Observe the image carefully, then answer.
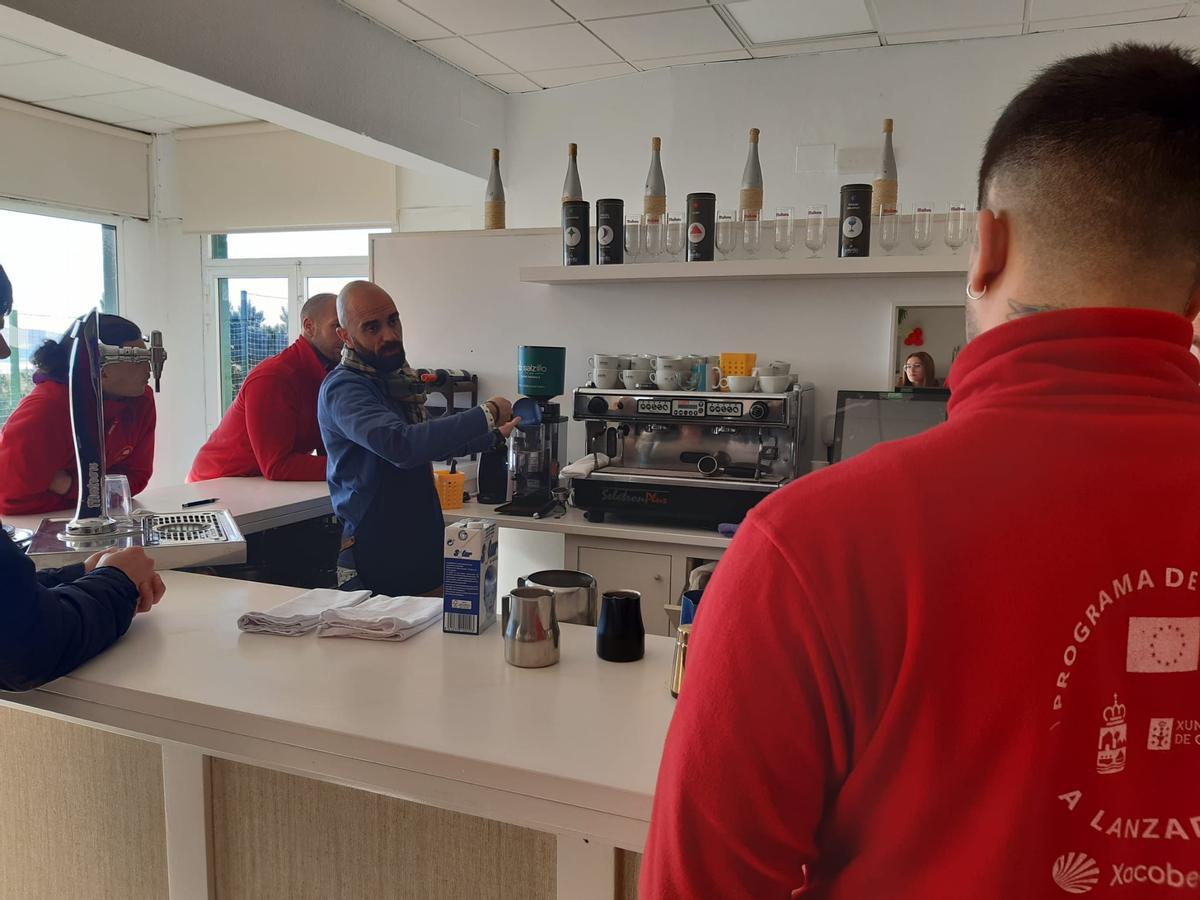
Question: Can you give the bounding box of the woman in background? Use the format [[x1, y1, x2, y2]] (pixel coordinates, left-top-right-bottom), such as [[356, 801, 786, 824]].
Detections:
[[900, 350, 940, 388], [0, 313, 156, 515]]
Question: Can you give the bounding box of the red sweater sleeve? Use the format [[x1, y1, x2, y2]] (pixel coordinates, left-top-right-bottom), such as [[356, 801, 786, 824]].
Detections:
[[0, 387, 73, 515], [110, 390, 156, 496], [639, 519, 849, 898], [243, 375, 327, 481]]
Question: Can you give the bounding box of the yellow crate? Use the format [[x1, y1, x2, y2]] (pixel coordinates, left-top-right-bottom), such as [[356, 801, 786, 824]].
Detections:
[[435, 470, 465, 509], [719, 353, 757, 377]]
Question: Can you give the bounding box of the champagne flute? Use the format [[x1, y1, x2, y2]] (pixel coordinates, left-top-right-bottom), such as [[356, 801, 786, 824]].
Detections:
[[624, 215, 644, 262], [945, 202, 969, 254], [774, 207, 795, 258], [644, 212, 666, 258], [877, 205, 900, 255], [804, 205, 827, 258], [912, 203, 933, 254], [715, 209, 738, 260], [742, 209, 761, 258], [665, 213, 685, 259]]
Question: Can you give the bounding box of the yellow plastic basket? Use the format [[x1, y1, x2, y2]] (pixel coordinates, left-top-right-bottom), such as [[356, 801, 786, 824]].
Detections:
[[435, 470, 465, 509], [719, 352, 757, 377]]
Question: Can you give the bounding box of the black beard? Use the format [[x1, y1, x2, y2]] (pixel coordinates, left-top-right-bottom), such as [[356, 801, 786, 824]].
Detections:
[[353, 342, 406, 373]]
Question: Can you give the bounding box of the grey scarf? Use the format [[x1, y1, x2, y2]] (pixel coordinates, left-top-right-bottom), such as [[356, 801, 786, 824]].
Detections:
[[340, 346, 429, 422]]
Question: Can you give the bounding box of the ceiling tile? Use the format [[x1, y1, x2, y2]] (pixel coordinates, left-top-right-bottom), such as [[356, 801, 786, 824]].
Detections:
[[99, 87, 230, 118], [342, 0, 451, 39], [403, 0, 569, 35], [471, 23, 621, 71], [1028, 4, 1185, 27], [528, 61, 638, 87], [884, 23, 1022, 43], [588, 8, 741, 61], [38, 95, 145, 123], [0, 59, 144, 101], [1029, 0, 1181, 17], [749, 34, 881, 57], [554, 0, 704, 19], [0, 35, 58, 66], [870, 0, 1024, 34], [635, 49, 752, 70], [728, 0, 874, 43], [168, 110, 258, 127], [481, 72, 542, 92], [118, 118, 178, 133], [418, 37, 512, 75]]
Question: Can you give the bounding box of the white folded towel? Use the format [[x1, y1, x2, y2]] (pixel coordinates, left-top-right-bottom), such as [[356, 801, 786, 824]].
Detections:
[[237, 588, 370, 636], [316, 595, 443, 641], [561, 452, 611, 479]]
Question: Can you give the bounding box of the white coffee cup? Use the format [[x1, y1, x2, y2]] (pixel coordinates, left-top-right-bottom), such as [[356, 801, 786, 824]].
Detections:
[[593, 369, 621, 389], [758, 374, 792, 393], [652, 369, 682, 390], [627, 355, 654, 371], [589, 353, 621, 369], [656, 355, 688, 371], [723, 375, 758, 393], [621, 369, 643, 389], [753, 360, 790, 376]]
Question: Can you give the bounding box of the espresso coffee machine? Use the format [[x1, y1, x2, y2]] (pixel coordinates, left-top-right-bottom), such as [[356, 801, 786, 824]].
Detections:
[[27, 309, 245, 568], [570, 383, 816, 526], [496, 346, 567, 518]]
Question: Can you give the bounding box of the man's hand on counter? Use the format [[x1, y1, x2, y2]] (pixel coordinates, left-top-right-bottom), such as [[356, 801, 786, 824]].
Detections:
[[93, 547, 166, 613]]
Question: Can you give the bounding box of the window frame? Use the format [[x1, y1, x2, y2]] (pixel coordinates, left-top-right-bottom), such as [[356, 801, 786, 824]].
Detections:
[[201, 229, 375, 431], [0, 197, 125, 428]]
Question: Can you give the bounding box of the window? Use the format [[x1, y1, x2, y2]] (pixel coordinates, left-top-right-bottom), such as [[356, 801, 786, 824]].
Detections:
[[204, 228, 384, 419], [0, 205, 119, 427]]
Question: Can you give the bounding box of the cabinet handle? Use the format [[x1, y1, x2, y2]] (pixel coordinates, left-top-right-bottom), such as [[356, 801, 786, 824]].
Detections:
[[654, 574, 663, 582]]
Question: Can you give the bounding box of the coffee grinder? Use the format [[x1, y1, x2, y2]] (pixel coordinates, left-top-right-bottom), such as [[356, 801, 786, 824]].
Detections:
[[496, 346, 567, 518]]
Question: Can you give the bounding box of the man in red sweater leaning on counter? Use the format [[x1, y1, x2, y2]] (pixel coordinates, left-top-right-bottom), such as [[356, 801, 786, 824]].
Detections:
[[642, 44, 1200, 899], [189, 292, 341, 482]]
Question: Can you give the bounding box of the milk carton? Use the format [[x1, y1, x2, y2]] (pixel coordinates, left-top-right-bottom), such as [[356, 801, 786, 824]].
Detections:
[[443, 518, 498, 634]]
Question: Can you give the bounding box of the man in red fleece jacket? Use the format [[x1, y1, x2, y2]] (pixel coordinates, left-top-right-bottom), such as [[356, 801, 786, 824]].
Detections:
[[642, 44, 1200, 899], [189, 292, 341, 482]]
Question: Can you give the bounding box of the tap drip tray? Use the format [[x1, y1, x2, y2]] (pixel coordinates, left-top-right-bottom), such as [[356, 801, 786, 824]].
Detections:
[[27, 508, 247, 569]]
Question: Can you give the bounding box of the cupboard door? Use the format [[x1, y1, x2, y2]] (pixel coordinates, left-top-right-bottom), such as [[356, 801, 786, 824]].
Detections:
[[577, 546, 673, 636]]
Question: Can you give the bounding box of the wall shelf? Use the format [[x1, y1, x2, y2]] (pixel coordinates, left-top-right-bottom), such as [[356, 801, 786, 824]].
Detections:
[[519, 255, 968, 285]]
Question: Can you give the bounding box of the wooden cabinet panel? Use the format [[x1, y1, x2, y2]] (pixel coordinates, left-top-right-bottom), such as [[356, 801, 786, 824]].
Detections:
[[209, 759, 555, 900], [577, 546, 673, 637], [0, 705, 168, 900]]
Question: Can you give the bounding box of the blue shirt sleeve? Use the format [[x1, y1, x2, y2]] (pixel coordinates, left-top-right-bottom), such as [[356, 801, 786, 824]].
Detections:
[[322, 374, 492, 468], [0, 534, 139, 692]]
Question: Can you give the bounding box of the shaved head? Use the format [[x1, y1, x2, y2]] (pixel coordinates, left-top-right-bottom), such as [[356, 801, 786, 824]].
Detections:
[[336, 280, 406, 372], [300, 292, 341, 363], [300, 292, 335, 322]]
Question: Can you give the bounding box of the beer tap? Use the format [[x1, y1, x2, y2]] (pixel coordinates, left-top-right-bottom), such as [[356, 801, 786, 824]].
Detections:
[[65, 310, 167, 537]]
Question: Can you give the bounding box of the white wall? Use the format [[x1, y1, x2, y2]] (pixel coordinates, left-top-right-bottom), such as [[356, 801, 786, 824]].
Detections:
[[503, 17, 1200, 229], [371, 229, 966, 465]]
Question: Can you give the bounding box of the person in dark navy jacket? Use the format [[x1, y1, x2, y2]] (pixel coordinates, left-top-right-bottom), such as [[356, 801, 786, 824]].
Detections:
[[0, 264, 165, 692]]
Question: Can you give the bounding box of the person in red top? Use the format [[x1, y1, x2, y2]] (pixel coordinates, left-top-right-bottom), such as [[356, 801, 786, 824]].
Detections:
[[189, 292, 341, 482], [642, 44, 1200, 899], [0, 313, 156, 516]]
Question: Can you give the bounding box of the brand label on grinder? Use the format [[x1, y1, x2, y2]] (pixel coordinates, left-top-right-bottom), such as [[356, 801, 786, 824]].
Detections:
[[597, 224, 614, 246], [688, 223, 706, 243]]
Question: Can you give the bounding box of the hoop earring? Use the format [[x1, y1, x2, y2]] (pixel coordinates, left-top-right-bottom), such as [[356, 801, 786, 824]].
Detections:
[[965, 282, 988, 302]]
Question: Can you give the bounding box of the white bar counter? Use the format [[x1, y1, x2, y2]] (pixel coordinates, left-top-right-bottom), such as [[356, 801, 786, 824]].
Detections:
[[1, 571, 675, 898], [3, 477, 333, 536]]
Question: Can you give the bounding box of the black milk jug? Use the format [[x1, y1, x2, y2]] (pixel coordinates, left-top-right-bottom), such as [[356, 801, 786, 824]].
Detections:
[[597, 590, 645, 662]]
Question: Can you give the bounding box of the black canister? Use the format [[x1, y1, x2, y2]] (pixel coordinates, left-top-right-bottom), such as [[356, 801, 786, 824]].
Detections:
[[563, 200, 590, 266], [838, 184, 873, 257], [685, 192, 716, 262], [597, 590, 646, 662], [596, 198, 624, 265]]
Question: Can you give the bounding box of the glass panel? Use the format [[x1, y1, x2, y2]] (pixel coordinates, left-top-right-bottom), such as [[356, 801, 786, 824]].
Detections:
[[213, 229, 387, 259], [217, 277, 290, 412], [0, 209, 118, 427], [304, 275, 365, 301]]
